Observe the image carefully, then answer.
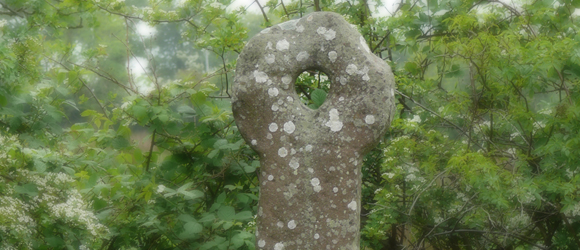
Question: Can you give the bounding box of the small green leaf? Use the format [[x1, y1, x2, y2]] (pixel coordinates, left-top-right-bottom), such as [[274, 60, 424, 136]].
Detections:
[[222, 221, 233, 230], [178, 214, 197, 223], [217, 206, 235, 221], [132, 104, 148, 122], [216, 192, 226, 204], [14, 183, 38, 196], [180, 190, 204, 200], [234, 211, 253, 221], [199, 214, 216, 223], [311, 89, 327, 107], [177, 105, 196, 114], [34, 159, 46, 173], [183, 221, 203, 234]]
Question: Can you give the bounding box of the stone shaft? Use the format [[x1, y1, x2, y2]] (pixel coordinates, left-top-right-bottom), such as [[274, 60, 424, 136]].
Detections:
[[232, 12, 395, 250]]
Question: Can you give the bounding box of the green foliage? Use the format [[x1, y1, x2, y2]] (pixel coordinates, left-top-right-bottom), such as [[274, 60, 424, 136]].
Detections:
[[1, 0, 580, 249]]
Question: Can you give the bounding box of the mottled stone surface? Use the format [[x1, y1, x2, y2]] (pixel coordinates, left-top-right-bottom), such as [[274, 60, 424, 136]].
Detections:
[[232, 12, 395, 250]]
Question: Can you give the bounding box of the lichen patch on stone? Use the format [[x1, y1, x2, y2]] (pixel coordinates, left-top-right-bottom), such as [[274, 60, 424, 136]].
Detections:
[[265, 54, 275, 64], [296, 51, 309, 61], [269, 123, 278, 132], [274, 242, 285, 250], [279, 19, 299, 30], [278, 147, 288, 157], [254, 70, 269, 83], [345, 64, 358, 75], [289, 157, 299, 169], [316, 27, 336, 40], [276, 39, 290, 51], [311, 178, 320, 186], [328, 51, 337, 62], [365, 115, 375, 125], [347, 200, 357, 211], [268, 87, 279, 97], [339, 76, 348, 85], [325, 108, 343, 132], [283, 121, 296, 134]]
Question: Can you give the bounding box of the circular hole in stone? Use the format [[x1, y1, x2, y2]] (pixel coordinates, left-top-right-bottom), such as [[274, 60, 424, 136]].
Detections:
[[295, 70, 331, 109]]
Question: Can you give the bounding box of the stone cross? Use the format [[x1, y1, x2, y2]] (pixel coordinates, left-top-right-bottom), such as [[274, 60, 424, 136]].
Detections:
[[232, 12, 395, 250]]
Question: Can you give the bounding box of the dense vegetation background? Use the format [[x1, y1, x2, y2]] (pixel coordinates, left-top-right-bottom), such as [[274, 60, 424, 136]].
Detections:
[[1, 0, 580, 249]]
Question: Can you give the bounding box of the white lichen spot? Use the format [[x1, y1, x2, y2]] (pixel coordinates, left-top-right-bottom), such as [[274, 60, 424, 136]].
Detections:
[[296, 51, 309, 62], [274, 243, 285, 250], [278, 147, 288, 157], [391, 88, 395, 96], [333, 187, 339, 193], [296, 25, 304, 32], [269, 123, 278, 132], [268, 87, 279, 97], [314, 233, 320, 239], [265, 54, 275, 64], [281, 75, 292, 89], [251, 139, 257, 146], [268, 175, 274, 181], [267, 133, 273, 140], [277, 221, 284, 227], [290, 148, 296, 155], [365, 115, 375, 125], [339, 97, 345, 102], [254, 70, 269, 83], [289, 158, 300, 169], [340, 76, 347, 85], [348, 200, 357, 211], [287, 96, 294, 102], [328, 51, 337, 63], [271, 104, 279, 111], [288, 220, 296, 229], [362, 74, 370, 81], [346, 64, 358, 75], [305, 144, 313, 152], [359, 66, 369, 75], [311, 178, 320, 186], [316, 27, 336, 40], [258, 239, 266, 247], [276, 39, 290, 51], [266, 41, 273, 50], [279, 19, 299, 30], [313, 185, 322, 192], [325, 108, 343, 132], [283, 121, 295, 134], [360, 36, 371, 53], [308, 167, 314, 173]]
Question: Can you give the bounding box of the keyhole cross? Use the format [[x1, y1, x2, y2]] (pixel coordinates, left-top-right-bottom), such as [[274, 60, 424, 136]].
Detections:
[[232, 12, 396, 250]]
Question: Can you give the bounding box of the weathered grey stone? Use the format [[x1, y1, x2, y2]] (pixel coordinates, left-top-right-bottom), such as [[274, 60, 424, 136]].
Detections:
[[232, 12, 395, 250]]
